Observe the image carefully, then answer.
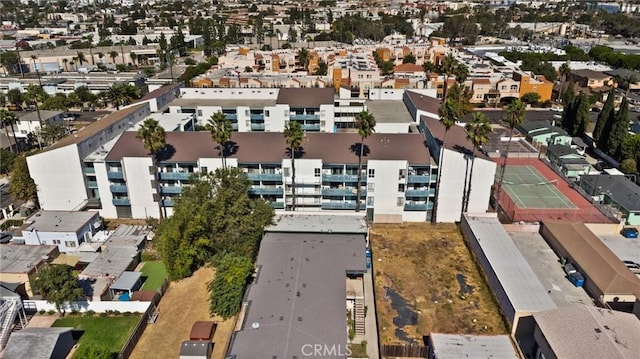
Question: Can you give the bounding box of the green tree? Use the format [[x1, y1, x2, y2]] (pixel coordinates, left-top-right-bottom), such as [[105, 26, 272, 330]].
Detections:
[[432, 98, 459, 223], [594, 88, 615, 144], [0, 149, 16, 174], [313, 59, 328, 76], [621, 134, 640, 172], [76, 51, 86, 66], [0, 109, 19, 152], [453, 63, 469, 84], [495, 99, 525, 204], [559, 62, 571, 82], [7, 89, 23, 106], [9, 155, 37, 203], [605, 97, 630, 158], [205, 112, 233, 169], [571, 92, 590, 137], [297, 48, 309, 72], [464, 112, 492, 213], [33, 265, 84, 313], [620, 158, 637, 174], [109, 50, 119, 64], [440, 53, 458, 101], [402, 53, 416, 64], [136, 118, 167, 219], [208, 253, 253, 319], [380, 61, 394, 75], [284, 121, 304, 211], [521, 92, 541, 105], [354, 111, 376, 212]]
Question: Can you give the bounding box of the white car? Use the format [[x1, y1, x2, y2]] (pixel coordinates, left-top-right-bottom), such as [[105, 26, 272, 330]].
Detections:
[[551, 106, 563, 112]]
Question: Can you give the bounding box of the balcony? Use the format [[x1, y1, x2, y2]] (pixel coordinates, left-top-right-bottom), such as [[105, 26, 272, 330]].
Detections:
[[112, 198, 130, 206], [160, 186, 182, 194], [159, 172, 191, 180], [246, 173, 282, 181], [231, 123, 238, 131], [84, 167, 95, 174], [224, 113, 237, 120], [251, 187, 284, 195], [107, 171, 124, 180], [161, 199, 174, 207], [431, 175, 438, 182], [321, 188, 366, 197], [321, 202, 358, 210], [250, 123, 265, 131], [271, 202, 285, 209], [291, 114, 319, 120], [407, 175, 430, 184], [86, 181, 98, 188], [405, 189, 430, 197], [301, 124, 321, 131], [404, 202, 431, 211], [110, 184, 128, 193], [250, 114, 264, 120], [322, 174, 359, 182]]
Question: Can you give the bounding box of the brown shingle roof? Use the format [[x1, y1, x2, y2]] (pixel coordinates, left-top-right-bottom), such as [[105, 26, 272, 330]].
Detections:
[[405, 90, 441, 114], [540, 221, 640, 299], [138, 83, 181, 102], [473, 78, 491, 84], [276, 88, 335, 107], [393, 63, 424, 73], [420, 115, 490, 160], [105, 131, 430, 165]]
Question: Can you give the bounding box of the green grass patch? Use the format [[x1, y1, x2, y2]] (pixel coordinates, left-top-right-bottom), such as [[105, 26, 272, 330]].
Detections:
[[52, 315, 140, 357], [140, 261, 167, 291]]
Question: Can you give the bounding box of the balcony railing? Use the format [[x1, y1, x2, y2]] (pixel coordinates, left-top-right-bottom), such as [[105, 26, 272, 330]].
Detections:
[[322, 174, 359, 182], [291, 114, 319, 120], [405, 189, 430, 197], [321, 201, 358, 210], [159, 172, 191, 180], [161, 199, 174, 207], [250, 114, 264, 120], [250, 123, 265, 131], [321, 188, 366, 197], [84, 167, 95, 174], [224, 113, 237, 120], [271, 202, 285, 209], [404, 202, 431, 211], [407, 175, 430, 183], [107, 171, 124, 180], [246, 173, 282, 181], [251, 187, 284, 195], [160, 186, 182, 194], [112, 198, 130, 206], [301, 124, 321, 131], [86, 181, 98, 188], [110, 184, 128, 193]]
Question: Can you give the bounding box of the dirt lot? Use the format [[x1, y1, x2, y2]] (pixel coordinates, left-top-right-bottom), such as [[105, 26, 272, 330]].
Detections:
[[129, 267, 237, 359], [371, 223, 507, 345]]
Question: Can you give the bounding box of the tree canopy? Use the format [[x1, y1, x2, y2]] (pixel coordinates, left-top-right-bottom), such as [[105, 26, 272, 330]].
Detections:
[[8, 155, 37, 204], [33, 265, 84, 312], [208, 253, 253, 319]]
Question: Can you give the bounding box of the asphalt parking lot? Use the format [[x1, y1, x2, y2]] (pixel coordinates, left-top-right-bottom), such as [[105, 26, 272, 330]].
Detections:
[[508, 231, 595, 308]]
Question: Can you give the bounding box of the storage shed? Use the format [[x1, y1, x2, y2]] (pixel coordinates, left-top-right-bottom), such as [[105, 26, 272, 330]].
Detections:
[[190, 321, 217, 341], [179, 341, 213, 359]]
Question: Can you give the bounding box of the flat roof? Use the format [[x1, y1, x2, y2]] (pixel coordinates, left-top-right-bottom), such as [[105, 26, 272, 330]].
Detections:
[[169, 98, 277, 108], [105, 131, 431, 165], [110, 271, 141, 291], [365, 100, 414, 123], [534, 305, 640, 359], [429, 333, 517, 359], [267, 214, 368, 234], [23, 210, 98, 233], [80, 247, 137, 278], [0, 244, 58, 273], [180, 341, 211, 356], [3, 327, 74, 359], [580, 175, 640, 211], [18, 110, 62, 122], [463, 214, 557, 313], [229, 232, 367, 359], [276, 88, 335, 107]]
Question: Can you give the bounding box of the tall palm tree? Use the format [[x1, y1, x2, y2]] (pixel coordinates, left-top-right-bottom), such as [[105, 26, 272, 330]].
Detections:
[[109, 51, 119, 64], [136, 118, 167, 219], [30, 55, 41, 87], [130, 51, 137, 66], [494, 99, 525, 206], [463, 112, 492, 213], [97, 52, 105, 64], [76, 51, 86, 66], [25, 84, 47, 150], [559, 62, 571, 82], [0, 109, 19, 152], [205, 112, 233, 169], [297, 48, 309, 73], [454, 63, 469, 84], [354, 111, 376, 212], [284, 121, 304, 211], [432, 98, 459, 223], [62, 58, 69, 72], [439, 53, 457, 101]]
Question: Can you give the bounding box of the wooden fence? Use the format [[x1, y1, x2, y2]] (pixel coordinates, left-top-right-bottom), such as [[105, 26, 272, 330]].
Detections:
[[381, 344, 428, 358]]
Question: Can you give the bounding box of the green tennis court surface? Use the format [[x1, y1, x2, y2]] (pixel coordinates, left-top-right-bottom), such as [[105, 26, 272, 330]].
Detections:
[[500, 166, 576, 209]]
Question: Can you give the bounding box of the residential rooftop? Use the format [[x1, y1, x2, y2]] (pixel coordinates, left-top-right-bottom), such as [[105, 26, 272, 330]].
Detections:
[[2, 327, 74, 359], [0, 244, 58, 273], [276, 87, 335, 107], [80, 246, 138, 278], [365, 100, 414, 124], [429, 333, 518, 359], [168, 98, 277, 108], [23, 210, 98, 233], [580, 175, 640, 211], [18, 110, 62, 122], [268, 214, 368, 234]]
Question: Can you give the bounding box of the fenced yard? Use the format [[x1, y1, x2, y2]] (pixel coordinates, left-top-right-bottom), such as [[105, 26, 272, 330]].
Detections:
[[140, 261, 168, 291], [52, 314, 141, 358]]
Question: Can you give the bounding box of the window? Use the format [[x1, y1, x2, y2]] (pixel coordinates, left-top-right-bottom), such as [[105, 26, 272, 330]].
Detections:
[[368, 169, 375, 178], [476, 94, 483, 99], [245, 110, 249, 116], [314, 168, 320, 177], [367, 183, 375, 192], [197, 110, 203, 117], [397, 197, 404, 206], [265, 110, 270, 116], [201, 166, 208, 173], [510, 85, 518, 91], [398, 184, 405, 192], [65, 241, 76, 247], [399, 169, 406, 179], [52, 240, 60, 245], [501, 85, 507, 90], [367, 197, 374, 206]]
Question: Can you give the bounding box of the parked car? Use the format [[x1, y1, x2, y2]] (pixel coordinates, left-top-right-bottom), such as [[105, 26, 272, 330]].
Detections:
[[0, 232, 12, 244], [6, 104, 22, 111], [81, 107, 95, 112], [621, 227, 639, 239]]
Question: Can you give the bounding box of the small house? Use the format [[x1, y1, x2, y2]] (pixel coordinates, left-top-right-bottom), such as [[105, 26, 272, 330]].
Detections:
[[545, 144, 590, 179], [179, 341, 213, 359]]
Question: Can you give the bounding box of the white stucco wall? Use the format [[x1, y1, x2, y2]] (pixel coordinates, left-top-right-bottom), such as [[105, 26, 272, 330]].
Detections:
[[27, 145, 87, 210], [95, 161, 117, 218], [368, 160, 407, 216], [122, 157, 159, 218]]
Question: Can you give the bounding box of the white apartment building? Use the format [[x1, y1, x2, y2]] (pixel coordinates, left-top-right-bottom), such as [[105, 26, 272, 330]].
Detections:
[[20, 211, 101, 253], [15, 110, 63, 138]]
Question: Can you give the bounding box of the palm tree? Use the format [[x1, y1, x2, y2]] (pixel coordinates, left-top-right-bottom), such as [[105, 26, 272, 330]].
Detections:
[[25, 84, 47, 150], [97, 52, 105, 64], [109, 51, 119, 64], [205, 112, 233, 169], [439, 53, 458, 101], [130, 51, 137, 66], [76, 51, 86, 66], [463, 112, 492, 213], [0, 109, 19, 152], [559, 62, 571, 82], [284, 121, 304, 211], [354, 111, 376, 212], [494, 99, 525, 207], [454, 63, 469, 84], [62, 58, 69, 72], [30, 55, 41, 87], [136, 118, 167, 219], [297, 48, 309, 73], [432, 98, 459, 223]]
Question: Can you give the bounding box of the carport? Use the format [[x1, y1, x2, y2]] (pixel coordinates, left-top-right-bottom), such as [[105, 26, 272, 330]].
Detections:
[[109, 271, 142, 300]]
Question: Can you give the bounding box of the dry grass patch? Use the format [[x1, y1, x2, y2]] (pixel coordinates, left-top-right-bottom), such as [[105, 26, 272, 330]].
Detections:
[[129, 267, 236, 359], [372, 223, 507, 345]]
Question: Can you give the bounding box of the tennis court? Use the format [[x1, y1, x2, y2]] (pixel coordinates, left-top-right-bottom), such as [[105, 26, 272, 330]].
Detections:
[[501, 166, 576, 209]]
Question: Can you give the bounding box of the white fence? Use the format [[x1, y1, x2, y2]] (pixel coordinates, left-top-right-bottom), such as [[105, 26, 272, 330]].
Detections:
[[26, 300, 151, 313]]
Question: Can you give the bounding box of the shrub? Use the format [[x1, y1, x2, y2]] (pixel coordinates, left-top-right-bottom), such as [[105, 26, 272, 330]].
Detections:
[[123, 311, 132, 317], [84, 310, 96, 317], [141, 251, 158, 262], [70, 309, 79, 316], [99, 312, 108, 317], [0, 219, 24, 230], [39, 309, 46, 315], [47, 310, 56, 315]]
